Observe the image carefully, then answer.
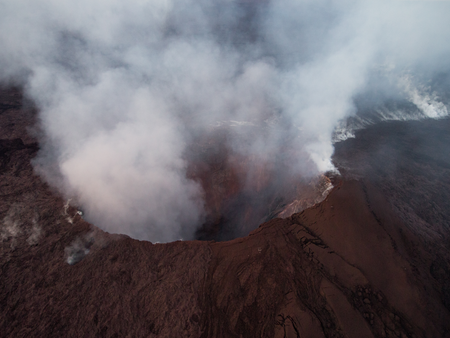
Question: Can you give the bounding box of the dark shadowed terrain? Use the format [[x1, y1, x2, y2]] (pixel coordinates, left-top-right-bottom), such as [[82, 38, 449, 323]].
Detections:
[[1, 86, 450, 337]]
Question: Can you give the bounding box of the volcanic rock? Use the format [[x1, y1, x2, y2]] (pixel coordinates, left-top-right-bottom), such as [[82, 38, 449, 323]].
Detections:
[[1, 87, 450, 337]]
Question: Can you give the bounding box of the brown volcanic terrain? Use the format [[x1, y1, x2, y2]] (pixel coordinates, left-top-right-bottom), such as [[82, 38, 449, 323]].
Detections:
[[1, 86, 450, 337]]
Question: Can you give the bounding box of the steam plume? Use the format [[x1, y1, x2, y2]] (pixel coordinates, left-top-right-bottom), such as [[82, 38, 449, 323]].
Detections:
[[1, 0, 449, 241]]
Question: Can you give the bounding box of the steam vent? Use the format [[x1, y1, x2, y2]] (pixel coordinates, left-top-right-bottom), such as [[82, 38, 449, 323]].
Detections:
[[2, 0, 450, 337]]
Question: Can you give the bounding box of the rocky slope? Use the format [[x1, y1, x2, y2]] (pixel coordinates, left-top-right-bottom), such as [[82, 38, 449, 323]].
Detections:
[[1, 87, 450, 337]]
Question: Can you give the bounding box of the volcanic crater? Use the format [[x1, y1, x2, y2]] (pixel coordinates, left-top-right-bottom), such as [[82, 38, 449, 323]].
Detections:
[[1, 86, 450, 337]]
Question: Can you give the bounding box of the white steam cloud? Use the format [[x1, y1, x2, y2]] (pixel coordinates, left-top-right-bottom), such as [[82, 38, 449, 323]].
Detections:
[[0, 0, 449, 241]]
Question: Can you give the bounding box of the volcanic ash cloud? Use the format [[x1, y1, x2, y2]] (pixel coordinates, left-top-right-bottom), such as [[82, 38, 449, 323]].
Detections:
[[0, 0, 449, 241]]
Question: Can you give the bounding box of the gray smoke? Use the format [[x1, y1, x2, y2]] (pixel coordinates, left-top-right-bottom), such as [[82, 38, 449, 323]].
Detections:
[[1, 0, 449, 241]]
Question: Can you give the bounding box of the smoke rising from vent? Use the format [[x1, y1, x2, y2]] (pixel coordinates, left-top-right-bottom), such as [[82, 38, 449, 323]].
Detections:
[[0, 0, 449, 241]]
